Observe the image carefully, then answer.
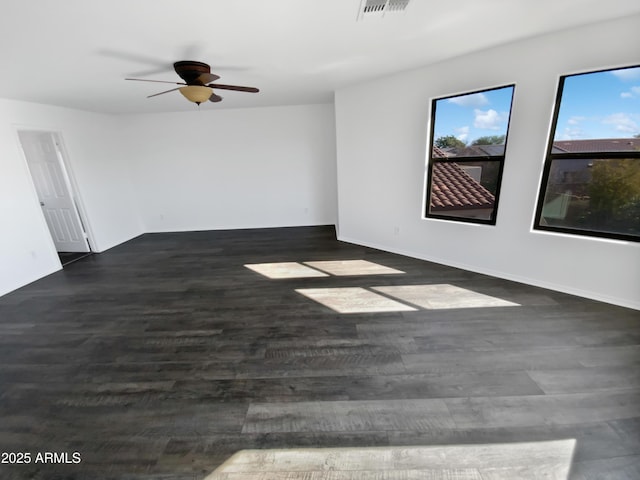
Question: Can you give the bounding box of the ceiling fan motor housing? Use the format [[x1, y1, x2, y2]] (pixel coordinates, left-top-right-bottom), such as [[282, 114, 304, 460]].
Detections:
[[173, 61, 211, 84]]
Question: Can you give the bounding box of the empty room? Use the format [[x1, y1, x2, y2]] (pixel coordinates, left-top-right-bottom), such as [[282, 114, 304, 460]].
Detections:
[[1, 1, 639, 479]]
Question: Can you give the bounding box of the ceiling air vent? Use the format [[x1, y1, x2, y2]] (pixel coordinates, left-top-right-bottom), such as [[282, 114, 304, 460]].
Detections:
[[359, 0, 410, 19]]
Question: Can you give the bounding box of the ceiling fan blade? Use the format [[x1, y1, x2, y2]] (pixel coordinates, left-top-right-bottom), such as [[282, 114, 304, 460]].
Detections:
[[209, 93, 223, 103], [98, 49, 169, 67], [126, 78, 186, 85], [147, 87, 181, 98], [128, 66, 175, 77], [198, 73, 220, 84], [206, 83, 259, 93]]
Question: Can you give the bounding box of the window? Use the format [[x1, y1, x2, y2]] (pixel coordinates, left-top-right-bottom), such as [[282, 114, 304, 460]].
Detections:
[[535, 66, 640, 242], [424, 85, 515, 224]]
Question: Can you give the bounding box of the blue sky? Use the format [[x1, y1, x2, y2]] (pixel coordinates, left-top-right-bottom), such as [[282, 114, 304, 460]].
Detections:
[[555, 66, 640, 140], [432, 66, 640, 145], [432, 85, 514, 145]]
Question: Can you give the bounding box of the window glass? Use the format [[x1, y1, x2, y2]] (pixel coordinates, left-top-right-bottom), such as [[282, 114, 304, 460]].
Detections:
[[425, 85, 515, 224], [554, 66, 640, 145], [535, 66, 640, 241]]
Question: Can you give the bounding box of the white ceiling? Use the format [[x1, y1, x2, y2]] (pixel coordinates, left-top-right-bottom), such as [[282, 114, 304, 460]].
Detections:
[[1, 0, 639, 114]]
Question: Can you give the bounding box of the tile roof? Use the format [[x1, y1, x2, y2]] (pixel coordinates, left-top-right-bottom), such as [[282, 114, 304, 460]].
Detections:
[[430, 162, 495, 211], [428, 137, 639, 214], [432, 146, 449, 158], [440, 144, 505, 157], [552, 138, 640, 153]]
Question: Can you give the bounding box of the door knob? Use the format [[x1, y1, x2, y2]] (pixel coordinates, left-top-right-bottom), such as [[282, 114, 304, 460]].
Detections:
[[40, 201, 45, 206]]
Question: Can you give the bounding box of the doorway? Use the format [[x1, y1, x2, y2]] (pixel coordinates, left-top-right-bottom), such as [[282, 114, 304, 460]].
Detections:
[[18, 130, 92, 266]]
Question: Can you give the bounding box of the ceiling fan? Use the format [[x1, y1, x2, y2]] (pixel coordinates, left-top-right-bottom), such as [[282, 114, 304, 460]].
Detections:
[[126, 60, 259, 105]]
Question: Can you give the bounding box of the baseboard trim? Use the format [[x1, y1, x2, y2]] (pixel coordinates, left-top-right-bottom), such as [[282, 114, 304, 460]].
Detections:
[[337, 234, 640, 311]]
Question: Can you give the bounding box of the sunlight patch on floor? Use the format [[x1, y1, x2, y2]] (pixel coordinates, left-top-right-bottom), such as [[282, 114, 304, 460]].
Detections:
[[296, 287, 417, 314], [245, 262, 329, 279], [304, 260, 405, 276], [373, 284, 521, 309], [246, 260, 405, 279], [204, 439, 576, 479]]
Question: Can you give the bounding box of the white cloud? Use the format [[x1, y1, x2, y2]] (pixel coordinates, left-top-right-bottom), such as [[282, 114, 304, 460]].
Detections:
[[567, 116, 586, 125], [557, 127, 585, 140], [620, 85, 640, 99], [473, 109, 506, 130], [611, 67, 640, 82], [559, 114, 588, 139], [602, 112, 639, 134], [448, 92, 489, 107], [455, 126, 469, 141]]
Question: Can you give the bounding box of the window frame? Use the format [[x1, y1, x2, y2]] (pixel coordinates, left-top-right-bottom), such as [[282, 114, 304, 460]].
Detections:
[[533, 66, 640, 243], [424, 84, 516, 226]]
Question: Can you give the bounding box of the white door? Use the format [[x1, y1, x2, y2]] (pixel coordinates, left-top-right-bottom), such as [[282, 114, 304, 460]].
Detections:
[[18, 131, 90, 253]]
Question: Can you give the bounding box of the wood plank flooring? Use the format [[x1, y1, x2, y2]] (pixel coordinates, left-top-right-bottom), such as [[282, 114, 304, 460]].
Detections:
[[203, 442, 578, 479], [0, 225, 639, 479]]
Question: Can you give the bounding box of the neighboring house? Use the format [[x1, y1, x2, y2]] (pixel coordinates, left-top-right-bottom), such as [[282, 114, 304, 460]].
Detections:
[[539, 137, 640, 221], [552, 138, 640, 153], [439, 144, 505, 157], [546, 138, 640, 196], [431, 138, 639, 220], [429, 147, 496, 219]]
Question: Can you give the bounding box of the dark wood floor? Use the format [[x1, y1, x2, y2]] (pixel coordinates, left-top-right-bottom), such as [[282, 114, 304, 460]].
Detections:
[[1, 225, 639, 479]]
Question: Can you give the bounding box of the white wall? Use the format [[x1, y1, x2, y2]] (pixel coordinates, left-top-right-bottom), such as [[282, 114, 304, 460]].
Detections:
[[335, 15, 640, 309], [1, 101, 336, 298], [121, 103, 337, 232], [0, 99, 143, 297]]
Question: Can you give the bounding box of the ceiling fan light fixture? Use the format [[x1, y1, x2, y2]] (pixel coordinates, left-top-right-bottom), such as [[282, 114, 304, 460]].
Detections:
[[179, 85, 212, 104], [126, 60, 259, 105]]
